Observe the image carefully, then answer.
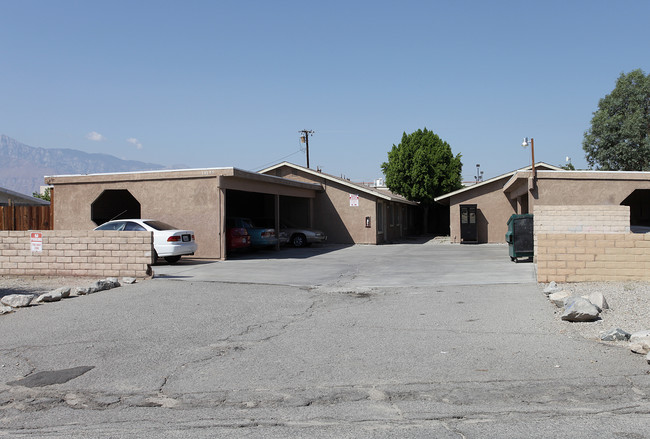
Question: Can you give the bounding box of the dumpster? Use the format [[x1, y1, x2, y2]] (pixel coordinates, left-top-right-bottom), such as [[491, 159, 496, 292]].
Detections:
[[506, 214, 533, 261]]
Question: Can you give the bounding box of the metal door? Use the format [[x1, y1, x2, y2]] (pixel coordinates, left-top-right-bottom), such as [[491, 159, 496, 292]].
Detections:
[[460, 204, 478, 243]]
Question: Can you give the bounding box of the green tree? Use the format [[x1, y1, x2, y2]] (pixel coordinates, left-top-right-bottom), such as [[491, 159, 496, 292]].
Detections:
[[583, 69, 650, 170], [32, 187, 51, 202], [381, 128, 462, 205]]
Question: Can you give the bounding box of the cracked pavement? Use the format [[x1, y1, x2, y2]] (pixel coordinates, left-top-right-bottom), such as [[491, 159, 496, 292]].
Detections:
[[1, 243, 650, 438]]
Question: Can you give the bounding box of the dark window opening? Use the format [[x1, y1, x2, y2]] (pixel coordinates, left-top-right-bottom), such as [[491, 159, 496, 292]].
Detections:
[[621, 189, 650, 229], [91, 190, 141, 226]]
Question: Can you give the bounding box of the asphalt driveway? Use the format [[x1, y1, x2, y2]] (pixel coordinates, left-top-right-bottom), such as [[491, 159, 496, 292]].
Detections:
[[4, 239, 649, 438], [153, 240, 536, 287]]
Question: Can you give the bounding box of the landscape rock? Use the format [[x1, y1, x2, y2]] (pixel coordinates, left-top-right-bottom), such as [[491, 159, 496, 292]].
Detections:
[[74, 286, 92, 296], [600, 328, 631, 341], [34, 286, 72, 303], [34, 291, 63, 303], [647, 352, 650, 365], [548, 291, 571, 307], [88, 279, 119, 294], [585, 291, 609, 312], [561, 297, 600, 322], [629, 330, 650, 354], [563, 296, 581, 308], [52, 287, 71, 299], [543, 281, 561, 295], [122, 277, 137, 285], [630, 341, 650, 355], [0, 305, 14, 315], [0, 294, 34, 308]]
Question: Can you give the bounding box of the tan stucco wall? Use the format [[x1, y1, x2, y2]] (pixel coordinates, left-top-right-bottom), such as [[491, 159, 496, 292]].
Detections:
[[269, 168, 379, 244], [50, 176, 221, 259], [448, 178, 516, 243], [447, 170, 650, 244], [47, 168, 321, 259], [534, 171, 650, 206]]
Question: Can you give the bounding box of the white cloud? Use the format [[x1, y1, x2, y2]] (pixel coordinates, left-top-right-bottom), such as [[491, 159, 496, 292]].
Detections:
[[86, 131, 106, 141], [126, 137, 143, 150]]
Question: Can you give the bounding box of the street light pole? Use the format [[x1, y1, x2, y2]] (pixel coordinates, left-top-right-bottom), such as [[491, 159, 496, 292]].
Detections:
[[522, 137, 536, 179]]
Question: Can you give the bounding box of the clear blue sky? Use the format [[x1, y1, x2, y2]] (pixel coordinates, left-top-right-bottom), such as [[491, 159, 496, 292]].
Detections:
[[1, 1, 648, 183]]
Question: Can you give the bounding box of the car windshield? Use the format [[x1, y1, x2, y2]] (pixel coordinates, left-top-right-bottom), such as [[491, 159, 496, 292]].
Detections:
[[95, 221, 125, 231], [143, 221, 177, 231]]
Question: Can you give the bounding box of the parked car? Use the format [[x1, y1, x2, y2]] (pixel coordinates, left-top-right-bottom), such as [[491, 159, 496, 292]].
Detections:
[[94, 219, 197, 264], [226, 219, 251, 251], [279, 222, 327, 247], [228, 217, 278, 248]]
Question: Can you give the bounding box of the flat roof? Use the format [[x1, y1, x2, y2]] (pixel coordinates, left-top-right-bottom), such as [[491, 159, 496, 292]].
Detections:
[[44, 166, 323, 191]]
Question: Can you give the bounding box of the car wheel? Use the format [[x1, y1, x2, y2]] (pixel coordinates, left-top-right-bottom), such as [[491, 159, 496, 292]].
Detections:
[[291, 234, 306, 248], [164, 255, 181, 264]]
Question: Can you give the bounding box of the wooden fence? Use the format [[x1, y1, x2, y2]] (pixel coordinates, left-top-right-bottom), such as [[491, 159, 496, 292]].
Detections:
[[0, 205, 52, 230]]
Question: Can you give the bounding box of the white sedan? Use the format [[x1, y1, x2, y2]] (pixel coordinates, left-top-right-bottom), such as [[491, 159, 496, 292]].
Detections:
[[94, 219, 197, 264]]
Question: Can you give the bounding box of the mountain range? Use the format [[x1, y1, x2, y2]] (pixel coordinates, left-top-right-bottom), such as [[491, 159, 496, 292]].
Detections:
[[0, 135, 172, 196]]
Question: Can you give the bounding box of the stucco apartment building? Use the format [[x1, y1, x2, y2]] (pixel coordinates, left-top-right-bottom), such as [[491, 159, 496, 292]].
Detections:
[[259, 162, 419, 245], [44, 163, 418, 259], [435, 163, 650, 244]]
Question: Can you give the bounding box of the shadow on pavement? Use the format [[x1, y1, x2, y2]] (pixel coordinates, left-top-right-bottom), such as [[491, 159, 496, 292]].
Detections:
[[226, 244, 354, 260]]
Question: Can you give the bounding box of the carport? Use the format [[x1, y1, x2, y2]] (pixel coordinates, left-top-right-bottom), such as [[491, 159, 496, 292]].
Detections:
[[45, 168, 322, 260]]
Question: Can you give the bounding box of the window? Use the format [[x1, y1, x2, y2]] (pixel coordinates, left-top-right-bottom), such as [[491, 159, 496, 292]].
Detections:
[[124, 221, 147, 231]]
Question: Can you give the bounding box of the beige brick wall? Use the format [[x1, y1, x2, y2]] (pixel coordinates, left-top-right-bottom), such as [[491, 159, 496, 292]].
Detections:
[[534, 205, 630, 234], [0, 230, 153, 278], [537, 233, 650, 282]]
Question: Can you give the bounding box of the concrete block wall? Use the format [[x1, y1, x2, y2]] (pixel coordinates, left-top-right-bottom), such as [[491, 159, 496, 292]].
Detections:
[[0, 230, 153, 278], [537, 233, 650, 282], [534, 205, 630, 235]]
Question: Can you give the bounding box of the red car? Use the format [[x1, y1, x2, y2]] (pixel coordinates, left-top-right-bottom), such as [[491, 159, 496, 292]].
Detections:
[[226, 227, 251, 251]]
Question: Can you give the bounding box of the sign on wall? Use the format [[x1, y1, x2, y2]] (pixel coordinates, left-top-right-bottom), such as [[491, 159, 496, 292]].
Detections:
[[30, 232, 43, 252], [349, 194, 359, 207]]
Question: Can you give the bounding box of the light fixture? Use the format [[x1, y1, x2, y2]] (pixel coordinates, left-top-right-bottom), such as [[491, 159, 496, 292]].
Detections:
[[521, 137, 536, 179]]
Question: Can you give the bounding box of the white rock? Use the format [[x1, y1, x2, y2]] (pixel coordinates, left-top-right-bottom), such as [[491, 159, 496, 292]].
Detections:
[[631, 341, 650, 355], [122, 277, 137, 284], [629, 330, 650, 355], [543, 281, 561, 295], [74, 286, 91, 296], [549, 291, 571, 307], [34, 290, 63, 303], [0, 305, 14, 315], [0, 294, 34, 308], [52, 287, 71, 299], [587, 291, 609, 311], [630, 330, 650, 343], [561, 297, 600, 322]]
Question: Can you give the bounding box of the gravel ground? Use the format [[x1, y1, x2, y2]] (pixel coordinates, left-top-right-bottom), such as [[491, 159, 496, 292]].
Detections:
[[544, 281, 650, 347], [2, 275, 649, 347]]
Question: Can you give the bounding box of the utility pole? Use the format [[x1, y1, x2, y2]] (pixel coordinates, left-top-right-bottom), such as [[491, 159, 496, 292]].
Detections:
[[299, 130, 314, 168]]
